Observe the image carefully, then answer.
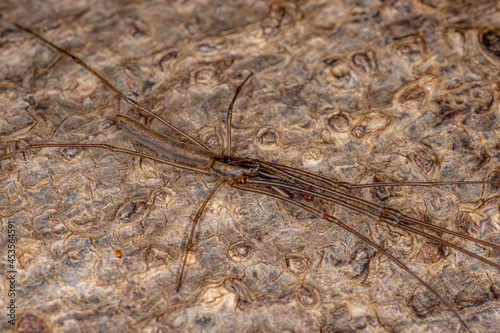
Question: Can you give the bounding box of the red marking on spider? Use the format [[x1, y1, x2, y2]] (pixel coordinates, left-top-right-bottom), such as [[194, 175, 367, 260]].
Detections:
[[303, 193, 314, 202]]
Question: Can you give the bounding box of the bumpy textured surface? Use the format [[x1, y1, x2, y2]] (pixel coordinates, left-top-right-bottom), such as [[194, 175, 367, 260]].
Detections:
[[1, 1, 500, 332]]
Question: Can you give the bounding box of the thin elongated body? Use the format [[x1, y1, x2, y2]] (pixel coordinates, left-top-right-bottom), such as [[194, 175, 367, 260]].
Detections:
[[2, 12, 500, 333], [116, 115, 215, 168]]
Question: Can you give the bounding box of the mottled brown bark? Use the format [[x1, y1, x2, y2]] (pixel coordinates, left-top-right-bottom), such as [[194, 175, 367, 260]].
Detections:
[[1, 1, 499, 332]]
